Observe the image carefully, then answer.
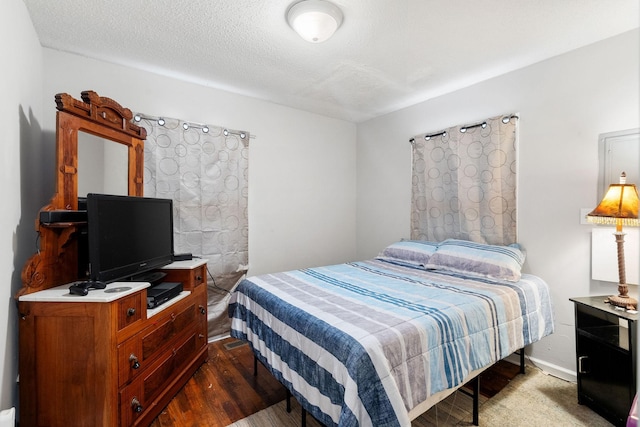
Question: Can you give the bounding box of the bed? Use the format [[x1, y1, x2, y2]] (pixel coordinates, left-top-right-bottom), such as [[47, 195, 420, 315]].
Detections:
[[228, 239, 554, 426]]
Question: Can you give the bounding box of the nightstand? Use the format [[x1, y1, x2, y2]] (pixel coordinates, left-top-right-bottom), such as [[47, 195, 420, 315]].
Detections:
[[570, 296, 637, 427]]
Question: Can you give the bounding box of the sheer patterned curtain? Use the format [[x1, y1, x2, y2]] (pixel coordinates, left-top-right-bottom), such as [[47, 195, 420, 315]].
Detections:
[[411, 114, 518, 245], [138, 115, 249, 340]]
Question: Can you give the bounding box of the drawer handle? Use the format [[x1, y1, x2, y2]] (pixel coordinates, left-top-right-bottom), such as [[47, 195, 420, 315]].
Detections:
[[578, 356, 590, 374], [131, 397, 143, 413], [127, 308, 136, 317], [129, 354, 140, 370], [199, 305, 206, 315], [196, 275, 202, 282]]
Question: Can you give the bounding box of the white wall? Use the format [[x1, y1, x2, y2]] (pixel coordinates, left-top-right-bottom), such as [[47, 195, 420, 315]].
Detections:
[[356, 29, 640, 379], [41, 49, 358, 276], [1, 0, 44, 412]]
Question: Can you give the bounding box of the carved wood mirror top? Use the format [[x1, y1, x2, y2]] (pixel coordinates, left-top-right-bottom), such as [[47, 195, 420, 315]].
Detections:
[[18, 91, 146, 297]]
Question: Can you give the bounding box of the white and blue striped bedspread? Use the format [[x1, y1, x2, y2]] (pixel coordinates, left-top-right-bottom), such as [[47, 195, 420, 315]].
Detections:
[[228, 259, 554, 427]]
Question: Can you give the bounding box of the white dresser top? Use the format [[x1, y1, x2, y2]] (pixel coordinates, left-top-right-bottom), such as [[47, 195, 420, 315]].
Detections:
[[18, 281, 150, 303], [18, 259, 207, 303], [162, 258, 207, 270]]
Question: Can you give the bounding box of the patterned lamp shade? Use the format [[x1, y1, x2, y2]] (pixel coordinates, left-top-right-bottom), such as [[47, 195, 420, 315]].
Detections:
[[587, 174, 639, 228]]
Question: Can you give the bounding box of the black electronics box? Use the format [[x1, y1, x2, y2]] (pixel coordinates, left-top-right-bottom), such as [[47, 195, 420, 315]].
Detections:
[[173, 253, 193, 261], [147, 282, 183, 309], [40, 210, 87, 224]]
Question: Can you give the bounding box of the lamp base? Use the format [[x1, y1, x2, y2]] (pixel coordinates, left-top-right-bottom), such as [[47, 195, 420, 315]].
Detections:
[[605, 294, 638, 310]]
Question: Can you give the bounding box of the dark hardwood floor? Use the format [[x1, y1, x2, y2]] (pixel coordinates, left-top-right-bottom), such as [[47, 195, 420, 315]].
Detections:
[[149, 337, 521, 426], [149, 337, 287, 427]]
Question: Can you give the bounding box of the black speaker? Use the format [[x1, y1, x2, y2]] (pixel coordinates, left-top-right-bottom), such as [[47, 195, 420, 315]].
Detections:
[[39, 210, 87, 224]]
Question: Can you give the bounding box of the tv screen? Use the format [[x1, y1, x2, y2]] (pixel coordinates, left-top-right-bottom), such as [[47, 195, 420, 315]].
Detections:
[[86, 193, 174, 283]]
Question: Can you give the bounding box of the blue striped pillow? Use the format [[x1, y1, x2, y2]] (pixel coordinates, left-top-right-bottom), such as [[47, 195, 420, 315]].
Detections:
[[425, 239, 525, 282], [377, 240, 439, 269]]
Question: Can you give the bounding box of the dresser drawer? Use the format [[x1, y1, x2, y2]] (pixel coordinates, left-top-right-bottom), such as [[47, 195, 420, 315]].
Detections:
[[192, 264, 206, 287], [195, 287, 208, 351], [118, 333, 144, 386], [118, 287, 208, 385], [143, 332, 198, 401], [117, 293, 143, 331], [162, 264, 206, 291], [142, 302, 196, 359], [119, 332, 199, 427]]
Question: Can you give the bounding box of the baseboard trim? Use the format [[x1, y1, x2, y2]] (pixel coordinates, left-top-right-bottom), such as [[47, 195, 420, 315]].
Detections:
[[503, 353, 576, 383]]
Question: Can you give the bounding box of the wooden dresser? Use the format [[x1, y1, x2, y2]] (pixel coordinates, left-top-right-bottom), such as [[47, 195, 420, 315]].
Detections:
[[18, 259, 208, 427]]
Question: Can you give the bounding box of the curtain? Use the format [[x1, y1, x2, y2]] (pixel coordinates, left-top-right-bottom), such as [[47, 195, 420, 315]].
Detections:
[[410, 114, 518, 245], [138, 115, 249, 340]]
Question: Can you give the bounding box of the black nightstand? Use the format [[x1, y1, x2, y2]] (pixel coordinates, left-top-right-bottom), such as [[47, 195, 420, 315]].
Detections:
[[570, 296, 637, 427]]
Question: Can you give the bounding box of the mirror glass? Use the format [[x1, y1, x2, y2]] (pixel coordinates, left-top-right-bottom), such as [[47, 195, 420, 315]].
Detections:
[[598, 128, 640, 199], [78, 131, 129, 197], [592, 128, 640, 285]]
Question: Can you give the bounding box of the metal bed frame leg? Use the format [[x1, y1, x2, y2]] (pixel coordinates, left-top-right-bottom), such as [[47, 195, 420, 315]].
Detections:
[[301, 407, 307, 427], [255, 355, 293, 414], [518, 347, 526, 374], [471, 375, 480, 426], [253, 355, 258, 376], [459, 375, 480, 425], [463, 347, 525, 426]]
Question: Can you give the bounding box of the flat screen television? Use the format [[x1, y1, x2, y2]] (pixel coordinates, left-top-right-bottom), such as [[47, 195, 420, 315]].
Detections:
[[86, 193, 174, 284]]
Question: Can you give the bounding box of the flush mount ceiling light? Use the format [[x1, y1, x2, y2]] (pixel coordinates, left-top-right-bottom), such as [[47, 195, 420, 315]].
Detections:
[[287, 0, 343, 43]]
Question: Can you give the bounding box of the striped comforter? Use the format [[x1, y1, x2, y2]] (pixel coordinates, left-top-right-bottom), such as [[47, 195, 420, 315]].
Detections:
[[229, 259, 554, 427]]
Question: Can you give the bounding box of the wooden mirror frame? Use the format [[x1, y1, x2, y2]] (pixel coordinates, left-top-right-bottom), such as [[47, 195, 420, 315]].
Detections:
[[18, 91, 146, 297]]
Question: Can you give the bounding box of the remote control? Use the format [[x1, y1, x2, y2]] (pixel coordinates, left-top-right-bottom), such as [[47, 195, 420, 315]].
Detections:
[[69, 281, 106, 296]]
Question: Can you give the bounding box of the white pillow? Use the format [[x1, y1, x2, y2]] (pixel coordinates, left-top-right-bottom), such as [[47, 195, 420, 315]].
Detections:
[[377, 240, 439, 269], [425, 239, 525, 282]]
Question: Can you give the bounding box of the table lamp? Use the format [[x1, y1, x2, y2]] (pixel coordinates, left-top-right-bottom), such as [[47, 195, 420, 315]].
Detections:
[[587, 172, 639, 310]]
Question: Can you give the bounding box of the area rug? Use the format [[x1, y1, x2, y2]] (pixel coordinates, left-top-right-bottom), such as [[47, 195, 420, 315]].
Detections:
[[227, 366, 612, 427]]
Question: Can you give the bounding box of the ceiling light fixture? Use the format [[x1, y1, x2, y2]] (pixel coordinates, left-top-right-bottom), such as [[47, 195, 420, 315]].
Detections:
[[287, 0, 343, 43]]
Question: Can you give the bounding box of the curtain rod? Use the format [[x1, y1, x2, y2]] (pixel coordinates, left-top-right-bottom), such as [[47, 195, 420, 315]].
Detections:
[[409, 114, 518, 144], [133, 113, 255, 140]]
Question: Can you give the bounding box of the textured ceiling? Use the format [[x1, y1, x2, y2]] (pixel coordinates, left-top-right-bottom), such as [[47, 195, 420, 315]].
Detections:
[[23, 0, 639, 122]]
